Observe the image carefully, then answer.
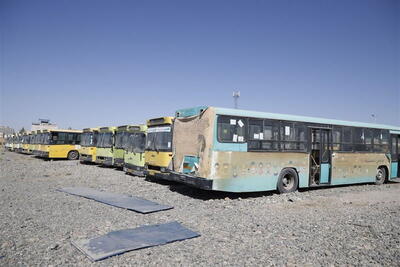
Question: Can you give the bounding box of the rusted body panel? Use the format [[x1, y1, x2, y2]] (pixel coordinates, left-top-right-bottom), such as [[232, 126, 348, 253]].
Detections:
[[331, 152, 389, 184]]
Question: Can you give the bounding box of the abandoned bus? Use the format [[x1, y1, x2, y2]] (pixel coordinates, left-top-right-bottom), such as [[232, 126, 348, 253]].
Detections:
[[124, 124, 147, 176], [113, 125, 133, 168], [21, 133, 31, 154], [32, 131, 44, 156], [165, 106, 400, 193], [79, 128, 99, 163], [144, 117, 174, 178], [28, 131, 37, 155], [96, 126, 117, 166], [39, 129, 82, 159]]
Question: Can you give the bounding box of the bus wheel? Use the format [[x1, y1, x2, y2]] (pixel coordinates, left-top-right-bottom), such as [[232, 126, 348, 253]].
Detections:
[[68, 150, 79, 160], [375, 167, 386, 185], [277, 168, 299, 194]]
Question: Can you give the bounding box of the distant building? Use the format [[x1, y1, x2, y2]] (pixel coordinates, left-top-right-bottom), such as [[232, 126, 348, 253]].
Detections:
[[0, 126, 15, 144], [31, 119, 58, 131]]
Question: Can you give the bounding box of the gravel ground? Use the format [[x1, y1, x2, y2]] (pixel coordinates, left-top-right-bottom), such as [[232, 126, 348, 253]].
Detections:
[[1, 150, 400, 266]]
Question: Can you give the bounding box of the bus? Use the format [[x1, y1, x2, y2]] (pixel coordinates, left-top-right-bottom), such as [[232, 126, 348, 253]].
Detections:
[[21, 132, 31, 154], [33, 130, 48, 156], [80, 128, 99, 163], [163, 106, 400, 193], [28, 131, 37, 155], [4, 135, 13, 151], [113, 125, 137, 168], [14, 134, 22, 153], [39, 129, 82, 159], [124, 124, 147, 176], [96, 126, 117, 166], [144, 117, 174, 178]]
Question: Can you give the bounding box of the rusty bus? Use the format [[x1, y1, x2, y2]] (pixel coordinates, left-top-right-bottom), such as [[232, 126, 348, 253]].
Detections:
[[163, 106, 400, 193]]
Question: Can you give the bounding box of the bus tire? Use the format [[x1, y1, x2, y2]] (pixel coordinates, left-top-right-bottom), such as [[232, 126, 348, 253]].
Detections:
[[375, 167, 386, 185], [277, 168, 299, 194], [67, 150, 79, 160]]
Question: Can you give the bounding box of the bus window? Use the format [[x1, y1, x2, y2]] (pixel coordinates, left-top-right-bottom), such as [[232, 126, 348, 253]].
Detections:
[[280, 122, 306, 151], [341, 127, 353, 151], [217, 116, 246, 143], [364, 129, 373, 152], [332, 126, 342, 151]]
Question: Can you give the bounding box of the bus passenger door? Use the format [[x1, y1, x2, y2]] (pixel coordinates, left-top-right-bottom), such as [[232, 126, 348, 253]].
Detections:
[[310, 128, 332, 185], [390, 135, 399, 178]]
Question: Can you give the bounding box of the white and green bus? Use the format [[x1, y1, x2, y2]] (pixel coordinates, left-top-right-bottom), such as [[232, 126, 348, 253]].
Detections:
[[164, 106, 400, 193]]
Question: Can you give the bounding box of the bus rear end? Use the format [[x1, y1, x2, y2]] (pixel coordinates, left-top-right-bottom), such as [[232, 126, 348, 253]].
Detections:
[[144, 117, 174, 178]]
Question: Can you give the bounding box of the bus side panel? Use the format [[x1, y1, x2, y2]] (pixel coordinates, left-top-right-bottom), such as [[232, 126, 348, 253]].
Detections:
[[49, 145, 75, 158], [390, 162, 398, 178], [331, 152, 389, 185], [209, 151, 309, 192]]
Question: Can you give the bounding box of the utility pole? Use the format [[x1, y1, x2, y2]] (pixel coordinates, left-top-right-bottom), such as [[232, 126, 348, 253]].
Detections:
[[233, 91, 240, 109]]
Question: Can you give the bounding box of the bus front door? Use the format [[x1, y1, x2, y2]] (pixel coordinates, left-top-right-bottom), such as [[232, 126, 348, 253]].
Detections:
[[390, 135, 399, 178], [310, 128, 332, 186]]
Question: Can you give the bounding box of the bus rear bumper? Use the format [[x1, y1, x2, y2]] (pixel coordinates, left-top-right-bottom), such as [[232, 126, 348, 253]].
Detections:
[[162, 171, 213, 190]]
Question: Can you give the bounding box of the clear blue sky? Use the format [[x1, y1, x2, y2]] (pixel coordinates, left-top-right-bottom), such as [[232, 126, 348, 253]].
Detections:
[[1, 0, 399, 131]]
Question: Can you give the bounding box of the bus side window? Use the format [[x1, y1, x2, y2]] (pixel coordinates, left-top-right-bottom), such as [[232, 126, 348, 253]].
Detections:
[[364, 129, 373, 152], [57, 133, 67, 145], [341, 127, 353, 151], [332, 127, 342, 151], [217, 116, 246, 143]]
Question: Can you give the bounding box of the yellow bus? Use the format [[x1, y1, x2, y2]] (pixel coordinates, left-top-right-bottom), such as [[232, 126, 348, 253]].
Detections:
[[96, 126, 117, 166], [32, 130, 43, 156], [79, 128, 99, 163], [144, 117, 174, 178], [39, 129, 82, 159], [124, 124, 147, 176], [28, 131, 37, 155], [21, 132, 31, 154]]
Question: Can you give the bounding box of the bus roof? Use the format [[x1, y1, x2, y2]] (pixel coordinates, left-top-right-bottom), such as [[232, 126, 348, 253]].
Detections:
[[147, 117, 174, 126], [216, 107, 400, 132], [48, 129, 83, 133], [116, 125, 142, 132], [176, 106, 400, 132], [99, 126, 117, 132], [83, 128, 99, 132]]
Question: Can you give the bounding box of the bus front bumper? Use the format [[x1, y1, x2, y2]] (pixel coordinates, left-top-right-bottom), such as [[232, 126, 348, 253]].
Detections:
[[159, 171, 213, 190], [80, 154, 93, 162], [40, 151, 49, 158], [124, 163, 145, 176], [96, 156, 113, 166], [113, 158, 124, 168]]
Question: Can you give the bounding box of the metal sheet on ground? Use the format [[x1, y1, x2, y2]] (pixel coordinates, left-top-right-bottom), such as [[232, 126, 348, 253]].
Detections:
[[72, 221, 200, 261], [57, 187, 172, 214]]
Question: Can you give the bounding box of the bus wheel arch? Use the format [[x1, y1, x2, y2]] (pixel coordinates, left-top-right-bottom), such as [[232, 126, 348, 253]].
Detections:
[[277, 167, 299, 194], [67, 150, 79, 160], [375, 165, 388, 185]]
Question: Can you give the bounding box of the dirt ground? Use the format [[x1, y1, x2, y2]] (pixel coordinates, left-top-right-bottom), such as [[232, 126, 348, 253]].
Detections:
[[1, 150, 399, 266]]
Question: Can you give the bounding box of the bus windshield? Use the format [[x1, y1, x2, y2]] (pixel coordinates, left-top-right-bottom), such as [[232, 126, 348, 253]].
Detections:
[[145, 126, 172, 152], [43, 133, 51, 144], [114, 132, 129, 149], [127, 132, 146, 153], [81, 132, 95, 147], [98, 132, 113, 148]]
